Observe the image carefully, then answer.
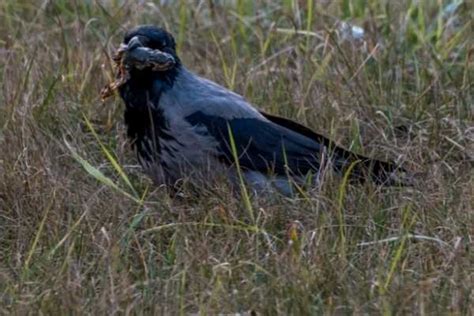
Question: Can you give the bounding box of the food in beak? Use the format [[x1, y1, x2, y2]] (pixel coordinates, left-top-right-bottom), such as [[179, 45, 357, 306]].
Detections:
[[101, 43, 176, 101], [124, 46, 175, 71]]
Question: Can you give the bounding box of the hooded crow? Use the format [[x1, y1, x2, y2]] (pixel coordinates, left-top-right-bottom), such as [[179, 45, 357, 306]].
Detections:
[[104, 25, 405, 194]]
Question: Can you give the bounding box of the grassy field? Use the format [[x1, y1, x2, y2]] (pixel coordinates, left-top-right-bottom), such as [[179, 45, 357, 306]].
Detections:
[[0, 0, 472, 314]]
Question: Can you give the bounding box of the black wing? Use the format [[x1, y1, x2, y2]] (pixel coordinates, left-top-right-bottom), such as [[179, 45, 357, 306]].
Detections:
[[186, 111, 326, 176], [260, 111, 404, 185], [185, 111, 402, 184]]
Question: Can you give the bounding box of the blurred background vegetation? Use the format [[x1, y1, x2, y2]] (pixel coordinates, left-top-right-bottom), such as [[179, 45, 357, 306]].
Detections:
[[0, 0, 472, 314]]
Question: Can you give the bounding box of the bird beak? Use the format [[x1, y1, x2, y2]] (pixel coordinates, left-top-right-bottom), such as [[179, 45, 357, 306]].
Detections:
[[122, 36, 176, 71], [126, 36, 145, 50]]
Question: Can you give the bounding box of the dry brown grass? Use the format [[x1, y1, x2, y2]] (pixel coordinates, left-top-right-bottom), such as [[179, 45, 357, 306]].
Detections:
[[0, 1, 472, 314]]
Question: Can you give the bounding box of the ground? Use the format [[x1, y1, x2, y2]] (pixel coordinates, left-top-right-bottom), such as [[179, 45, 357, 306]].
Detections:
[[0, 1, 472, 314]]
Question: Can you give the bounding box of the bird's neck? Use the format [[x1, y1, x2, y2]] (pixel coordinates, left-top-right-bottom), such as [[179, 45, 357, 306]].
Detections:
[[119, 64, 181, 107], [119, 65, 182, 160]]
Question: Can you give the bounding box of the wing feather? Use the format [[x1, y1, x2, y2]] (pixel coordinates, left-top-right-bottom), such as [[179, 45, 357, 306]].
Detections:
[[185, 111, 324, 177], [185, 110, 404, 185]]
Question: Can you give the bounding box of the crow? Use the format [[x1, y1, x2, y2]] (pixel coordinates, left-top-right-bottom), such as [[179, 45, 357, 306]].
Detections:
[[104, 25, 406, 195]]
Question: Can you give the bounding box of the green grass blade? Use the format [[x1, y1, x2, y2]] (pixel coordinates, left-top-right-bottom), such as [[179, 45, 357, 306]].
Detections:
[[65, 140, 140, 204], [82, 114, 139, 199], [227, 124, 254, 222]]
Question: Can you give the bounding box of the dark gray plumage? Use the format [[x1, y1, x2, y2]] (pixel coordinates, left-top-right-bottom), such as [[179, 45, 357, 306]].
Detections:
[[116, 25, 404, 194]]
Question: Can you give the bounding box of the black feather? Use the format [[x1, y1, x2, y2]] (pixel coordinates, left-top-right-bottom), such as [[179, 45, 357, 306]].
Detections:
[[119, 69, 177, 163], [186, 111, 403, 185], [186, 111, 322, 175]]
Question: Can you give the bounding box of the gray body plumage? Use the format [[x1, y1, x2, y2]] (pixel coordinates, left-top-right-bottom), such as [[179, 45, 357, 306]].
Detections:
[[138, 67, 293, 193]]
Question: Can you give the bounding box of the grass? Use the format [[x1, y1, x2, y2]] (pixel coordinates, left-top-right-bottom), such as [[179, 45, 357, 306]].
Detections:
[[0, 0, 472, 314]]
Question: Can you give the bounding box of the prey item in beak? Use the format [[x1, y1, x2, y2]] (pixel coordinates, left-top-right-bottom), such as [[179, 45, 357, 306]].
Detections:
[[123, 35, 176, 71], [123, 46, 176, 71], [100, 44, 130, 102], [100, 37, 176, 102]]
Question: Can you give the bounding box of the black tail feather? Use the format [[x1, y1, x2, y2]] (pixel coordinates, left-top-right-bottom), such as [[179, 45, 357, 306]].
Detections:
[[347, 157, 408, 186], [261, 111, 409, 186]]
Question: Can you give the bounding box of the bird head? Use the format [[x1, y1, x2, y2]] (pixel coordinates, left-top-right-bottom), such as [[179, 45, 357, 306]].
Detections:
[[122, 25, 180, 72], [101, 25, 180, 101]]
